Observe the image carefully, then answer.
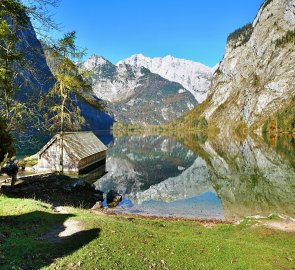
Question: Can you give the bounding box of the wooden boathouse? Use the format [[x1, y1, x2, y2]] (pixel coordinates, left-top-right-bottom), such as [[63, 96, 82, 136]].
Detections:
[[37, 131, 107, 174]]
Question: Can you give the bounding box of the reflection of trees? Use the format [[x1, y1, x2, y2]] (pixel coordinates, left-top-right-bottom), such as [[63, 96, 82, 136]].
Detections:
[[182, 133, 295, 219], [263, 134, 295, 169]]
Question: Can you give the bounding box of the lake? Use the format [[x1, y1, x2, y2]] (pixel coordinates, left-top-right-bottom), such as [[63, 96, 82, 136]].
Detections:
[[94, 132, 295, 220]]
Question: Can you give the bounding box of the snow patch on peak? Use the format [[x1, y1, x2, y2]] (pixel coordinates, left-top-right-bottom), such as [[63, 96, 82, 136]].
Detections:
[[83, 55, 110, 70], [117, 54, 214, 103]]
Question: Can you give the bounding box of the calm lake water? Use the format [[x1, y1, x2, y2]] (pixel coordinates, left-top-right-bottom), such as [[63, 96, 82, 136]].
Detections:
[[94, 133, 295, 220]]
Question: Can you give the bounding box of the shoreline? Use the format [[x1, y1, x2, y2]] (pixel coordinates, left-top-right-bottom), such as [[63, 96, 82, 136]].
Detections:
[[92, 208, 231, 224], [90, 207, 294, 225]]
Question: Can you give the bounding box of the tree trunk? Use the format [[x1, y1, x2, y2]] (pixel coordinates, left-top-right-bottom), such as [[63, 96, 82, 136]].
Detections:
[[59, 82, 66, 173], [4, 48, 10, 121]]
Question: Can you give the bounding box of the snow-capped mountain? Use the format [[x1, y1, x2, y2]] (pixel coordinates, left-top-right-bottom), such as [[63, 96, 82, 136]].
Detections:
[[117, 54, 215, 103], [81, 55, 145, 103], [81, 55, 197, 125]]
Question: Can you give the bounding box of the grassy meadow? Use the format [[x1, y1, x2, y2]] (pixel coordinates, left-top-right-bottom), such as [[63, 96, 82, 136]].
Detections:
[[0, 195, 294, 270]]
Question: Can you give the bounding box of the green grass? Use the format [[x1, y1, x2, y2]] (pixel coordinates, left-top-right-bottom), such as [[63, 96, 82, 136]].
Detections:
[[0, 195, 294, 270]]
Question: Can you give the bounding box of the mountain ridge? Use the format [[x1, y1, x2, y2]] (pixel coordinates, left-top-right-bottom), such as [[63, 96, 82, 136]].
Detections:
[[117, 54, 214, 103], [81, 55, 197, 125]]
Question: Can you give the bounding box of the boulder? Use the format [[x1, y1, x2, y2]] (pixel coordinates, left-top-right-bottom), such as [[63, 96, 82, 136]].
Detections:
[[107, 190, 122, 208], [91, 201, 103, 210], [93, 190, 104, 201], [63, 179, 95, 192]]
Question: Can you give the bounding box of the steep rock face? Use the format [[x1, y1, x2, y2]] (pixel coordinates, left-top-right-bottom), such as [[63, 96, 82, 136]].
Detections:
[[82, 56, 144, 102], [82, 56, 197, 125], [14, 20, 54, 101], [186, 0, 295, 133], [118, 54, 214, 103], [110, 71, 197, 125], [8, 19, 56, 154]]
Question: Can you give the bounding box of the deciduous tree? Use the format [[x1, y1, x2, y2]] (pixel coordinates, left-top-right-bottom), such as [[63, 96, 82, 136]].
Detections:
[[44, 31, 93, 171]]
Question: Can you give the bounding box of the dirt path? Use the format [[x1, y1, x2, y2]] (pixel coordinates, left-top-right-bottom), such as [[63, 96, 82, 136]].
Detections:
[[38, 206, 85, 242], [263, 218, 295, 232]]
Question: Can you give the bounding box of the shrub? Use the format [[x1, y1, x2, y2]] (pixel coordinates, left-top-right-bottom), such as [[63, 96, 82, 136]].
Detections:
[[253, 74, 261, 88], [262, 102, 295, 134], [275, 29, 295, 48], [191, 117, 208, 130]]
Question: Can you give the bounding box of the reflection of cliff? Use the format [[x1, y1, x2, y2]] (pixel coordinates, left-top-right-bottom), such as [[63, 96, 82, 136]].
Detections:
[[95, 135, 197, 195], [128, 157, 214, 204], [193, 135, 295, 219], [96, 132, 295, 220]]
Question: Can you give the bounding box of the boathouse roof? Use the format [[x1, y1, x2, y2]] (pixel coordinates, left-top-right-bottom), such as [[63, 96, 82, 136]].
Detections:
[[38, 131, 108, 160]]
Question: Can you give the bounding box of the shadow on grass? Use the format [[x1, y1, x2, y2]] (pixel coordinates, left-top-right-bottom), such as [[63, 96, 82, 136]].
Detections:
[[0, 210, 100, 270]]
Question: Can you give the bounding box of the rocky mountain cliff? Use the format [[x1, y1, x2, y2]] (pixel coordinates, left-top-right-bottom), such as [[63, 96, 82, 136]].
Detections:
[[180, 0, 295, 134], [81, 56, 144, 103], [6, 19, 55, 154], [12, 20, 53, 103], [81, 56, 197, 125], [118, 54, 214, 103]]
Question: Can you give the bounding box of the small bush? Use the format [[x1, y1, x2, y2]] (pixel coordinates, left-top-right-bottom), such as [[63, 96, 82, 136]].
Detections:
[[253, 74, 261, 88], [275, 29, 295, 48], [262, 118, 270, 133], [191, 117, 208, 130]]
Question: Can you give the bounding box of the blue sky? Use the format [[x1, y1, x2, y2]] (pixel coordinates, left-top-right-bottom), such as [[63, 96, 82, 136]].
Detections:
[[52, 0, 263, 67]]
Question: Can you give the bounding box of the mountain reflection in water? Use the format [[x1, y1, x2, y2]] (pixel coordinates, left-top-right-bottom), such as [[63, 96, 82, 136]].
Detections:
[[94, 133, 295, 220]]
